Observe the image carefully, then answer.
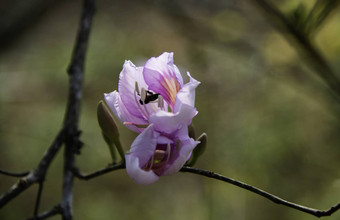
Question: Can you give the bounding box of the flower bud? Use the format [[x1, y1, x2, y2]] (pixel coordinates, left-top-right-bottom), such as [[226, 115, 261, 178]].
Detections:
[[187, 133, 207, 166], [97, 100, 120, 140], [97, 101, 125, 162]]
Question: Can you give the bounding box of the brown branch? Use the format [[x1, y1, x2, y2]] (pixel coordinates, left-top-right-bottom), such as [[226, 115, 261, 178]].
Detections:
[[60, 0, 95, 219], [26, 204, 62, 220], [180, 166, 340, 218]]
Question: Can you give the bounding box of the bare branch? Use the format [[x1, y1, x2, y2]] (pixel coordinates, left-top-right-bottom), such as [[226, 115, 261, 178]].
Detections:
[[33, 181, 44, 218], [180, 166, 340, 218], [60, 0, 95, 219], [73, 162, 340, 218], [73, 163, 125, 180], [26, 204, 62, 220], [0, 170, 29, 177]]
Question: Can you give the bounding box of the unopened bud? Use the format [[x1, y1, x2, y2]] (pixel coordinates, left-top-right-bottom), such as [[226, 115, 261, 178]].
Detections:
[[97, 101, 125, 162], [187, 133, 207, 166], [97, 101, 120, 139]]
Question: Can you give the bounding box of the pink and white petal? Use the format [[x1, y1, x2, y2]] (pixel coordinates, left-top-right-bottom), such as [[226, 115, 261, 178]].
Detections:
[[157, 135, 173, 145], [173, 72, 200, 113], [149, 104, 197, 134], [143, 52, 183, 106], [125, 154, 159, 185], [128, 124, 159, 166], [104, 91, 145, 133], [173, 64, 184, 87], [118, 60, 147, 119], [163, 138, 199, 175], [104, 91, 127, 124]]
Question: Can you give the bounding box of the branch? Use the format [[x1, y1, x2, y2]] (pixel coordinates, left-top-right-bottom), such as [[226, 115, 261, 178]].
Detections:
[[73, 162, 340, 218], [33, 181, 44, 218], [252, 0, 340, 100], [0, 129, 65, 208], [60, 0, 95, 219], [26, 204, 62, 220], [180, 166, 340, 218], [0, 170, 29, 177], [73, 163, 125, 180]]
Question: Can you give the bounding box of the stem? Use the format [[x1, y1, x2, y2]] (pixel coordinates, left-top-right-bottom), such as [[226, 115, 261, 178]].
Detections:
[[180, 166, 340, 218]]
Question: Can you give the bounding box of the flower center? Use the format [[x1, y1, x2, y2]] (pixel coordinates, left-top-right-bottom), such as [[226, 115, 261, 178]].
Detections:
[[160, 76, 181, 107], [142, 140, 181, 172], [134, 82, 165, 120], [143, 143, 171, 171]]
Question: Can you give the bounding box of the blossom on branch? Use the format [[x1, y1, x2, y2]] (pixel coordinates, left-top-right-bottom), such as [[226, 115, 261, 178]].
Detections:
[[104, 52, 200, 184]]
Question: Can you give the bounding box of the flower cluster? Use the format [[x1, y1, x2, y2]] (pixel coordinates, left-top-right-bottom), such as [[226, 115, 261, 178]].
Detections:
[[105, 52, 200, 184]]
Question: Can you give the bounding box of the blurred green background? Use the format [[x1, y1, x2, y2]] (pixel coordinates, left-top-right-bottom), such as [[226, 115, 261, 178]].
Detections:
[[1, 0, 340, 219]]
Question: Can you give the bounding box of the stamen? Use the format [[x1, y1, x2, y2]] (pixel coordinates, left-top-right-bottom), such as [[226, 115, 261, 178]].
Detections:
[[147, 154, 154, 170], [143, 102, 150, 117], [154, 150, 166, 161], [140, 88, 146, 103], [123, 122, 148, 128], [165, 143, 171, 163], [134, 90, 148, 120], [135, 81, 140, 95]]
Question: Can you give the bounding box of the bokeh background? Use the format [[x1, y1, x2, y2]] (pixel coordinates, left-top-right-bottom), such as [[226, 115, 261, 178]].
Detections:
[[1, 0, 340, 219]]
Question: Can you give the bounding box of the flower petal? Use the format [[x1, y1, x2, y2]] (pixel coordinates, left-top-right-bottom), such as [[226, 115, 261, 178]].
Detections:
[[173, 72, 200, 113], [125, 154, 159, 185], [104, 91, 145, 133], [128, 124, 159, 167], [118, 60, 148, 120], [125, 124, 161, 184], [163, 137, 199, 175], [149, 104, 197, 134], [143, 52, 183, 107]]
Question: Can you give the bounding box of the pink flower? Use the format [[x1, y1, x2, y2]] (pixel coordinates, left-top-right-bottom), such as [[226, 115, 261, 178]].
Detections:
[[125, 124, 199, 184], [104, 52, 200, 184]]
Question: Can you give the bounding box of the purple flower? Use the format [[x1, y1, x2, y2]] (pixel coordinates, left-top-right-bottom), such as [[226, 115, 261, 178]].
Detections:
[[104, 52, 200, 184], [125, 124, 199, 184]]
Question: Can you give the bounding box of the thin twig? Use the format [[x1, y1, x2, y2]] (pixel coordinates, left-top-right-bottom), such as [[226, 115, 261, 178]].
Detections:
[[33, 181, 44, 218], [60, 0, 95, 219], [180, 166, 340, 218], [0, 170, 29, 177], [26, 204, 62, 220], [73, 163, 340, 217], [73, 163, 125, 180]]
